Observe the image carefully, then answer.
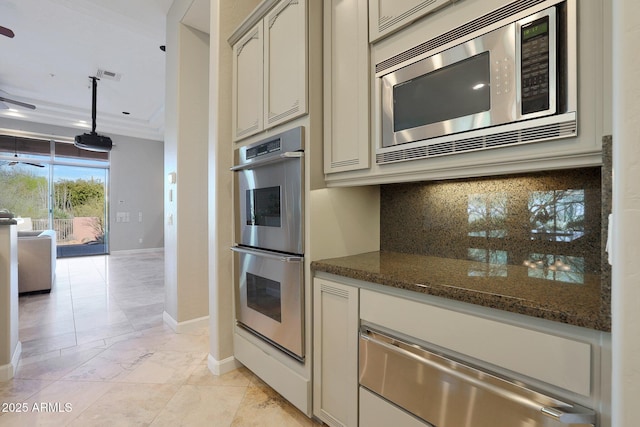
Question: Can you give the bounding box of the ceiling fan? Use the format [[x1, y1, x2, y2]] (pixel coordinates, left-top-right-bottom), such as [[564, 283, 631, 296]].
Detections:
[[1, 25, 37, 110], [0, 25, 14, 39], [0, 89, 37, 111], [0, 137, 45, 168]]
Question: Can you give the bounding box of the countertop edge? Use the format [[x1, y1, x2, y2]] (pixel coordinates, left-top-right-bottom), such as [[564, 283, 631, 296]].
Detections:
[[311, 257, 611, 332]]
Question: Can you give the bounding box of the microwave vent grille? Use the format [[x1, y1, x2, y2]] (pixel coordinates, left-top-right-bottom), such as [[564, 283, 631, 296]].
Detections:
[[376, 0, 547, 74], [376, 120, 577, 164]]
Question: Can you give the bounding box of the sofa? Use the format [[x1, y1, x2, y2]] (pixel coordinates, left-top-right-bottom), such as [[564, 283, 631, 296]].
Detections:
[[17, 230, 56, 294]]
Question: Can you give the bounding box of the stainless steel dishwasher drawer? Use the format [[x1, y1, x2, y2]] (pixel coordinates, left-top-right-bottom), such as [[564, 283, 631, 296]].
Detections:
[[359, 326, 596, 427]]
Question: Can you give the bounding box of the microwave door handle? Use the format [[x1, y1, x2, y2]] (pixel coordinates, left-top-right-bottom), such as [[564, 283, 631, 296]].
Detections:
[[230, 245, 303, 263], [230, 151, 304, 171]]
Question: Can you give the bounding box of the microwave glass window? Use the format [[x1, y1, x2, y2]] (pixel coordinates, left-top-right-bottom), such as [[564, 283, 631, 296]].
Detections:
[[246, 272, 282, 322], [393, 52, 491, 132], [246, 186, 281, 227]]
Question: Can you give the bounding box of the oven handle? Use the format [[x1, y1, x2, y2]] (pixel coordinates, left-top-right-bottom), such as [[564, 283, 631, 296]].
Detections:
[[230, 245, 304, 263], [230, 151, 304, 172]]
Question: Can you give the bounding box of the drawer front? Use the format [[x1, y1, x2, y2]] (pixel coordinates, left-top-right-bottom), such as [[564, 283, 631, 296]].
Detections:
[[360, 289, 591, 396], [359, 387, 430, 427]]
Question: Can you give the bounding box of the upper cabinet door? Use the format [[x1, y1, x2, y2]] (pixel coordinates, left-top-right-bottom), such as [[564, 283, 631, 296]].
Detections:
[[324, 0, 370, 174], [233, 22, 264, 141], [369, 0, 452, 42], [232, 21, 263, 140], [264, 0, 307, 129]]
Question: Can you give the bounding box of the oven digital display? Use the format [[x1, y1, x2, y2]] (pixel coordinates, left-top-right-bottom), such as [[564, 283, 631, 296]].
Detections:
[[246, 186, 281, 227], [245, 139, 281, 160], [523, 21, 548, 41]]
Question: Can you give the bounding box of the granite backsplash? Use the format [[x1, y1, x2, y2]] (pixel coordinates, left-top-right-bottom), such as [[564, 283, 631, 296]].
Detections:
[[381, 168, 602, 274], [310, 139, 613, 330]]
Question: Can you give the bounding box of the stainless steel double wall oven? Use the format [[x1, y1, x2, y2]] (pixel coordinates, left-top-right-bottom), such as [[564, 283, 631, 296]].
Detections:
[[231, 126, 305, 361]]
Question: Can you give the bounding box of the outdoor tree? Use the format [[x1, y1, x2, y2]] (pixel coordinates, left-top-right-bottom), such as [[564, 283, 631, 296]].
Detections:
[[0, 167, 105, 241]]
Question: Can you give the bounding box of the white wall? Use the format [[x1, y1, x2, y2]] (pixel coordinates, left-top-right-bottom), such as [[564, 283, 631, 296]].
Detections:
[[0, 117, 164, 252], [109, 136, 164, 251], [611, 1, 640, 425]]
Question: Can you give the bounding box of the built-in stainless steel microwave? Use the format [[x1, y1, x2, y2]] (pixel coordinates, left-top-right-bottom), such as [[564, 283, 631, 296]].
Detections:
[[375, 0, 577, 164]]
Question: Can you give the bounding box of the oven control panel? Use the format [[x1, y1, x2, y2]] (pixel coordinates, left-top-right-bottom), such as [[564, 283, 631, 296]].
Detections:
[[246, 138, 281, 160]]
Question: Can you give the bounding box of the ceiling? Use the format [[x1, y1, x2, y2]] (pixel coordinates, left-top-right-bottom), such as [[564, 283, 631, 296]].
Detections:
[[0, 0, 210, 142]]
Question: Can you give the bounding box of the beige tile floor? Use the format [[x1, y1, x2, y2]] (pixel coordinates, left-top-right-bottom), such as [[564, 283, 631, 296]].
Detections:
[[1, 251, 322, 426]]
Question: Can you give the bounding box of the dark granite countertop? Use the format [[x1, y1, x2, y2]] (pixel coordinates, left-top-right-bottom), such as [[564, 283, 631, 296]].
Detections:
[[311, 251, 609, 332]]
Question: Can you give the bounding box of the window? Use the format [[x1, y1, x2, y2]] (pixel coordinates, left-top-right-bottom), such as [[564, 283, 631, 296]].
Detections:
[[0, 134, 109, 256]]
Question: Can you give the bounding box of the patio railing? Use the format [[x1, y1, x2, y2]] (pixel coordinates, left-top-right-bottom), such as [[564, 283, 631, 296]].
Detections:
[[33, 218, 75, 242]]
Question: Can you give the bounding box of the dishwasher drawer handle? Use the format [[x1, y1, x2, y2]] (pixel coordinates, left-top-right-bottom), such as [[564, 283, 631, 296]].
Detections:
[[541, 406, 594, 424]]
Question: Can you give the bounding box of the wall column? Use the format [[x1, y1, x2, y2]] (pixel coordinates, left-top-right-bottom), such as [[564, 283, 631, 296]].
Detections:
[[164, 1, 210, 330], [611, 0, 640, 425]]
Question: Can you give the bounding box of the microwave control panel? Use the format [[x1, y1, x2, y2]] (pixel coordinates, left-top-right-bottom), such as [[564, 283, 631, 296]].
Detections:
[[520, 16, 551, 115]]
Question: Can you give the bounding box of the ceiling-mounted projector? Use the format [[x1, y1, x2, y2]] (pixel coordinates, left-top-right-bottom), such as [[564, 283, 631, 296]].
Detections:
[[75, 76, 112, 152], [74, 132, 112, 152]]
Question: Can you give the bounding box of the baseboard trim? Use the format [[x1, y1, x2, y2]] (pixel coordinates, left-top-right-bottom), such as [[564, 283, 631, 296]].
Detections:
[[0, 341, 21, 382], [162, 312, 209, 333], [207, 354, 243, 376]]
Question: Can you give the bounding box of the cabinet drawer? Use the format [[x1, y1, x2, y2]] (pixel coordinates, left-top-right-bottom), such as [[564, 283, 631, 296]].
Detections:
[[360, 289, 591, 396], [359, 387, 430, 427]]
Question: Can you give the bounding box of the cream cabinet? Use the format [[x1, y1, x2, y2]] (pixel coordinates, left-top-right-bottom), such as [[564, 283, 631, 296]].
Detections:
[[312, 271, 610, 425], [323, 0, 370, 174], [359, 388, 430, 427], [313, 278, 359, 427], [368, 0, 453, 42], [0, 223, 20, 381], [232, 22, 264, 140], [231, 0, 307, 141]]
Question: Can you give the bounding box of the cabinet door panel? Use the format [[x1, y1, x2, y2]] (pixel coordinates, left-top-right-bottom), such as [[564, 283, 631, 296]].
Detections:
[[324, 0, 370, 174], [233, 22, 263, 141], [369, 0, 452, 42], [313, 278, 359, 427], [264, 0, 307, 128]]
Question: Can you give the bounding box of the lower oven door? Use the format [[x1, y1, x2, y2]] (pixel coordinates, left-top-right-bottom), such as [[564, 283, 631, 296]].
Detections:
[[232, 245, 304, 361]]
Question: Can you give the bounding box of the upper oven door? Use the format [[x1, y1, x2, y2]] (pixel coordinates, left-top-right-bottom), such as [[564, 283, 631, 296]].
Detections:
[[232, 127, 304, 255]]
